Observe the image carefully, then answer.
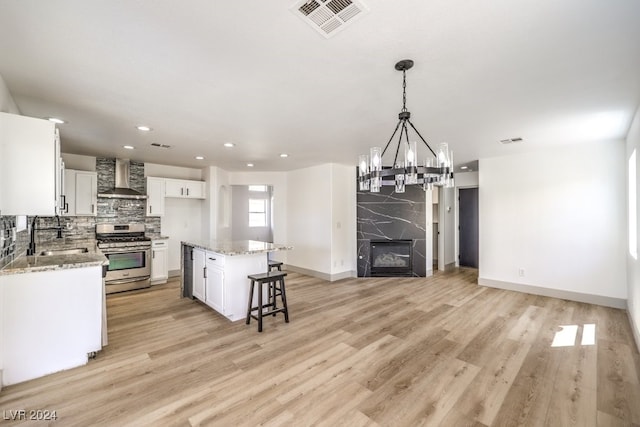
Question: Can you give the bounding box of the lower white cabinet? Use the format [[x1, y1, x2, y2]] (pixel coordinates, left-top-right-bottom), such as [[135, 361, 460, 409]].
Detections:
[[193, 248, 206, 301], [0, 266, 103, 386], [150, 240, 168, 284], [187, 247, 267, 322], [205, 256, 224, 312]]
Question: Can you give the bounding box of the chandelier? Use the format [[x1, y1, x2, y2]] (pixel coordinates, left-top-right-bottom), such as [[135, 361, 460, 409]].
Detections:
[[358, 59, 454, 193]]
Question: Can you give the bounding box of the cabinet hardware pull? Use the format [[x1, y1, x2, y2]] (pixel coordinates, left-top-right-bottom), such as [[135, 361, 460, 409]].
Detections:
[[91, 204, 95, 213], [152, 250, 155, 259], [149, 205, 152, 214], [208, 257, 216, 261], [186, 188, 189, 196], [181, 187, 184, 196], [204, 267, 207, 279]]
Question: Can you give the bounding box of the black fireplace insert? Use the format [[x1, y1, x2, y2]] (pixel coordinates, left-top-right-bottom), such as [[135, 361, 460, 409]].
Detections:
[[370, 240, 413, 276]]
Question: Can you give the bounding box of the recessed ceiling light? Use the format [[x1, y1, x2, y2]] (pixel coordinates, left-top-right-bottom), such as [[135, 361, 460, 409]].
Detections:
[[123, 145, 134, 150], [195, 156, 204, 160], [47, 117, 66, 124], [280, 153, 289, 158], [136, 125, 152, 131], [223, 142, 235, 148], [247, 163, 254, 167]]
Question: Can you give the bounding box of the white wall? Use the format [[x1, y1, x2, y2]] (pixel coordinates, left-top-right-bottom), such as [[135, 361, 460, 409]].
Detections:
[[286, 164, 333, 275], [281, 163, 357, 279], [626, 106, 640, 351], [145, 163, 202, 180], [479, 140, 627, 306], [163, 198, 203, 271], [61, 153, 96, 171], [202, 166, 231, 242], [330, 164, 356, 276], [439, 186, 457, 270], [0, 74, 19, 114]]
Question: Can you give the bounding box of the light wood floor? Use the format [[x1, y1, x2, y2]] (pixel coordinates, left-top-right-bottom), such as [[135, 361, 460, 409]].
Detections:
[[1, 269, 639, 426]]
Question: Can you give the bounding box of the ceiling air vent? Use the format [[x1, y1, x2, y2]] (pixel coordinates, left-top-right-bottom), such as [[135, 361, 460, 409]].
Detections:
[[291, 0, 369, 38], [151, 143, 172, 149], [499, 137, 523, 145]]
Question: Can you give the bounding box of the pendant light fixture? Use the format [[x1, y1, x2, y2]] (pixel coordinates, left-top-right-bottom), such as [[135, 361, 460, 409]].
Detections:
[[358, 59, 454, 193]]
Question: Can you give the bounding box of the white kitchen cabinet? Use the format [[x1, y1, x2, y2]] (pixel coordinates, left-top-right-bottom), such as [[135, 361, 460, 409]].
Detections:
[[75, 172, 97, 215], [63, 169, 97, 216], [0, 112, 63, 215], [192, 248, 206, 301], [165, 178, 205, 199], [150, 239, 168, 285], [205, 254, 224, 312], [0, 266, 103, 386], [146, 177, 165, 216]]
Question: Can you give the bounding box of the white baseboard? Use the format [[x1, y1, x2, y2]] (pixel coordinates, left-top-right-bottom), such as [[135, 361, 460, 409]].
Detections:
[[168, 269, 181, 278], [628, 310, 640, 354], [478, 277, 627, 310], [285, 265, 356, 282]]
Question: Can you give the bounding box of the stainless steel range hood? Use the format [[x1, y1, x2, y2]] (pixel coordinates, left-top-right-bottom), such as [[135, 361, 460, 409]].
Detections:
[[97, 159, 148, 199]]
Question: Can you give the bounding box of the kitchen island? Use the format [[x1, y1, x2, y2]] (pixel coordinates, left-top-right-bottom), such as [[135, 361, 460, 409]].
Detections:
[[0, 241, 108, 386], [181, 240, 292, 321]]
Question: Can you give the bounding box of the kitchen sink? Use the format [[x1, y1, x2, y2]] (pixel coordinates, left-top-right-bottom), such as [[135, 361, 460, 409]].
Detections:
[[38, 248, 89, 256]]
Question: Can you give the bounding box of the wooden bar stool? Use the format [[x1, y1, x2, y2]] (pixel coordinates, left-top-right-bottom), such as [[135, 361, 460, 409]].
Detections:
[[246, 271, 289, 332], [268, 260, 283, 271]]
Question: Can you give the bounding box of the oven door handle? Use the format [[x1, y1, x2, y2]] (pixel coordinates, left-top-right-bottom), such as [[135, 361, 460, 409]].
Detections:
[[103, 248, 151, 254], [106, 277, 150, 285]]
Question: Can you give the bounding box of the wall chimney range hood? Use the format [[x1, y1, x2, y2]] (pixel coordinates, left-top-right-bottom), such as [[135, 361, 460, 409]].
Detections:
[[97, 159, 148, 199]]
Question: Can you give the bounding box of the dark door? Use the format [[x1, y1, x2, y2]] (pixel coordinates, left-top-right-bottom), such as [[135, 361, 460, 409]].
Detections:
[[459, 188, 479, 268]]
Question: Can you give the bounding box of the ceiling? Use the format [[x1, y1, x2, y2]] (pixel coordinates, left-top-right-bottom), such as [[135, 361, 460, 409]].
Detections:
[[0, 0, 639, 173]]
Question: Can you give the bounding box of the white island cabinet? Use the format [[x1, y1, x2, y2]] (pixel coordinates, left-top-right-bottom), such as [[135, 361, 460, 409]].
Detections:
[[183, 240, 292, 322], [0, 265, 103, 386]]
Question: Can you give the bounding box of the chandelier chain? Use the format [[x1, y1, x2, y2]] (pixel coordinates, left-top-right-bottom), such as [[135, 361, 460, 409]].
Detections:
[[402, 70, 407, 112]]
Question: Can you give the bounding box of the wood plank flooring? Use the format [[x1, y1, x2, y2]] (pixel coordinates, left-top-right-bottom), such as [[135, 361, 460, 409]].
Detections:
[[1, 269, 639, 426]]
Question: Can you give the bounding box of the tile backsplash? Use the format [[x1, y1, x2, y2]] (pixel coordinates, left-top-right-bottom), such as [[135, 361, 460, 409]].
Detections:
[[0, 158, 162, 269], [0, 216, 19, 269]]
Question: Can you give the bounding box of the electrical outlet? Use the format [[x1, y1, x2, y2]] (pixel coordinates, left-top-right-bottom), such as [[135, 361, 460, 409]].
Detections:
[[518, 268, 525, 277]]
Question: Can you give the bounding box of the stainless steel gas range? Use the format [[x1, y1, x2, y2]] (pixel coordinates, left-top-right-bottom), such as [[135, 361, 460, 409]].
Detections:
[[96, 223, 151, 294]]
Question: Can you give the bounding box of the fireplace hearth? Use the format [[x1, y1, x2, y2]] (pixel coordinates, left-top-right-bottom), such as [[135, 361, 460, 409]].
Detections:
[[370, 240, 412, 276]]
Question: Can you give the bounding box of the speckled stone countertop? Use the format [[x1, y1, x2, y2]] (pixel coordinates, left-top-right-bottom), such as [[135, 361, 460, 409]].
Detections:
[[182, 240, 293, 256], [0, 239, 109, 276], [147, 234, 169, 240]]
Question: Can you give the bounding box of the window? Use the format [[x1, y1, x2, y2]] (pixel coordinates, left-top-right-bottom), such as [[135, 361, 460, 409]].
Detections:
[[248, 185, 268, 192], [249, 199, 267, 227], [630, 150, 637, 260]]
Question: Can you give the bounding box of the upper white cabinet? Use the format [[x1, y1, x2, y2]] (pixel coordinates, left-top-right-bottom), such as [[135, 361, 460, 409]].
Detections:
[[165, 178, 205, 199], [63, 170, 97, 216], [0, 112, 63, 215], [146, 177, 165, 216]]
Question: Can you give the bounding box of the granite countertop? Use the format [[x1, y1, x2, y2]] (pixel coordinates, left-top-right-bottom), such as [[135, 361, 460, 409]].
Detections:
[[0, 239, 109, 276], [147, 234, 169, 240], [182, 239, 293, 256]]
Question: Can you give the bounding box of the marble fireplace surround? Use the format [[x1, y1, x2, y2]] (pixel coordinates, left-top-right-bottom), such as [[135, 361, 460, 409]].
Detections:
[[357, 185, 427, 277]]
